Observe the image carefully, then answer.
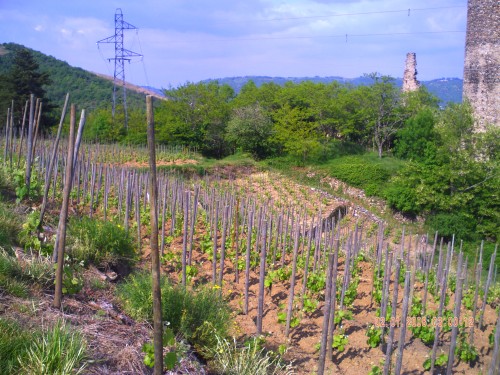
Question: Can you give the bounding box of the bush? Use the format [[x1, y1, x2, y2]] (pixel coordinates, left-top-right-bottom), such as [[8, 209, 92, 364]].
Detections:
[[67, 217, 136, 268], [394, 109, 437, 162], [384, 181, 420, 216], [426, 212, 477, 242], [116, 272, 232, 351]]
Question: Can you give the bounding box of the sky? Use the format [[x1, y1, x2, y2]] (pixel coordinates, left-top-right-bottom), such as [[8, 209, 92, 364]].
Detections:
[[0, 0, 468, 89]]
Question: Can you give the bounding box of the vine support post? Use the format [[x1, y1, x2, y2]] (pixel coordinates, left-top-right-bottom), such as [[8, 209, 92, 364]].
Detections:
[[147, 95, 163, 375], [53, 104, 76, 309]]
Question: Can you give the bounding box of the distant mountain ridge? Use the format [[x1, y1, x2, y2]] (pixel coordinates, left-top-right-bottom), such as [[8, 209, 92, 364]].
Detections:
[[202, 75, 463, 104]]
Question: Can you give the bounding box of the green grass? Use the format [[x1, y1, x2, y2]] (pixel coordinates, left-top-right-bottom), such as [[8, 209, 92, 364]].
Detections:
[[0, 318, 87, 375], [155, 151, 257, 176], [116, 271, 232, 352], [0, 200, 21, 249], [207, 335, 294, 375], [0, 318, 33, 374], [0, 247, 54, 296], [67, 216, 136, 267], [20, 320, 87, 375], [0, 247, 29, 297]]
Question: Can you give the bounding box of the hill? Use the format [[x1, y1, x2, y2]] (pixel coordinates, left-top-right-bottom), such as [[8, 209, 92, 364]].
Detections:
[[203, 75, 463, 105], [0, 43, 154, 114]]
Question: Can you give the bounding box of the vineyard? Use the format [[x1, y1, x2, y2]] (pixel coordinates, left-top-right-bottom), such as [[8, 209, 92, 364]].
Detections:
[[1, 95, 499, 375]]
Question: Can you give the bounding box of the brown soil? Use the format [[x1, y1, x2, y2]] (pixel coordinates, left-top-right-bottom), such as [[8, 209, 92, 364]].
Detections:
[[160, 230, 498, 375], [77, 168, 499, 374]]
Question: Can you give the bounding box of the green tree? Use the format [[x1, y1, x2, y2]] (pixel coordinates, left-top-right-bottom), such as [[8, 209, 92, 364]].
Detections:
[[0, 48, 51, 129], [394, 109, 438, 163], [359, 74, 405, 158], [273, 103, 322, 164], [226, 104, 275, 159], [156, 82, 234, 157], [84, 108, 123, 143], [386, 103, 499, 241]]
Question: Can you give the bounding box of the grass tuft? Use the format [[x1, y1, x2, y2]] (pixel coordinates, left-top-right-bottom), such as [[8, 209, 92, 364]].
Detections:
[[19, 320, 87, 375], [0, 247, 54, 295], [207, 335, 294, 375], [0, 318, 87, 375], [0, 200, 21, 249], [0, 318, 32, 374]]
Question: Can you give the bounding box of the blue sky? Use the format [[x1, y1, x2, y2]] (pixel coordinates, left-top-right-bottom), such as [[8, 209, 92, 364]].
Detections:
[[0, 0, 467, 89]]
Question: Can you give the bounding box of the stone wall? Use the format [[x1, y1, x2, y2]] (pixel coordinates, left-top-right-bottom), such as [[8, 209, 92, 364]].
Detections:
[[402, 52, 420, 92], [463, 0, 499, 129]]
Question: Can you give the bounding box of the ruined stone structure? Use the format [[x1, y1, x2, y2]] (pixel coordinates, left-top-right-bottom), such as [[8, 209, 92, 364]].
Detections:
[[402, 52, 420, 92], [463, 0, 499, 129]]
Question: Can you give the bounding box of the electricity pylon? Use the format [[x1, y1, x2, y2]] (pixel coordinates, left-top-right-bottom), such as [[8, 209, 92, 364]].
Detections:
[[97, 8, 142, 129]]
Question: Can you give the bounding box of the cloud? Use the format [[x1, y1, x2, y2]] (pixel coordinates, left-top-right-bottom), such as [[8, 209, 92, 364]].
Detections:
[[0, 0, 467, 87]]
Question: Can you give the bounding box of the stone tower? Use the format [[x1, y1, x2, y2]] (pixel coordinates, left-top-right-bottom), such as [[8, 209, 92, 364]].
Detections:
[[402, 52, 420, 92], [463, 0, 500, 129]]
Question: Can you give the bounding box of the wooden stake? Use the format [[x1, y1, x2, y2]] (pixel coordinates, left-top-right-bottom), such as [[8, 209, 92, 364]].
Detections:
[[147, 95, 163, 375], [394, 271, 411, 375], [53, 104, 76, 308]]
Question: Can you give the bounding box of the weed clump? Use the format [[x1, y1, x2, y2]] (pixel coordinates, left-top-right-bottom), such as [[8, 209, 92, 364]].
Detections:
[[0, 318, 87, 375], [67, 217, 136, 269], [206, 335, 294, 375], [116, 271, 232, 352]]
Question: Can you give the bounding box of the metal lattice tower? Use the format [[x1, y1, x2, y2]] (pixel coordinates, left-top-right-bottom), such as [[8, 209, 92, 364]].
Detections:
[[97, 8, 142, 128]]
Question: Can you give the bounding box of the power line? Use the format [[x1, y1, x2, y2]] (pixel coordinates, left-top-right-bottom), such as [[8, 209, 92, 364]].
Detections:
[[169, 30, 466, 44], [211, 5, 466, 25]]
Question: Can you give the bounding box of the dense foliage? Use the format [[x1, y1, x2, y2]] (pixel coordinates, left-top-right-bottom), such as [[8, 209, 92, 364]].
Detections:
[[386, 103, 499, 242]]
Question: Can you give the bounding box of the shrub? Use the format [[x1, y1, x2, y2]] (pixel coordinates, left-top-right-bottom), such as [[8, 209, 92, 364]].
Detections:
[[206, 335, 293, 375], [384, 180, 420, 216], [67, 217, 136, 268], [426, 212, 477, 242], [116, 272, 232, 351], [394, 109, 437, 163]]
